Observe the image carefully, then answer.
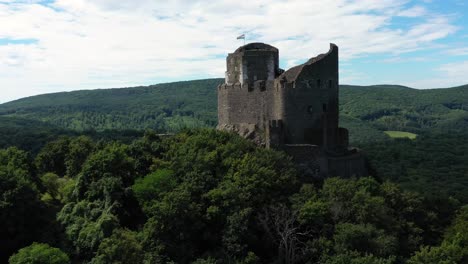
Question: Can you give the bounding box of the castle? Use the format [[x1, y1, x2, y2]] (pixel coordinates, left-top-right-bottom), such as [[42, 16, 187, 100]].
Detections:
[[217, 42, 367, 178]]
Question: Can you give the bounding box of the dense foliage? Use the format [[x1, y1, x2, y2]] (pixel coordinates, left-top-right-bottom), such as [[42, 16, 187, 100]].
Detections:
[[1, 129, 466, 263], [360, 132, 468, 203], [1, 79, 467, 144], [407, 205, 468, 264], [9, 243, 70, 264], [0, 116, 144, 154]]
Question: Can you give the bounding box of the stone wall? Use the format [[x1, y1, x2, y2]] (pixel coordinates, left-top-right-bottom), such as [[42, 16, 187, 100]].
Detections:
[[327, 150, 368, 178], [217, 42, 368, 178], [218, 43, 284, 147], [279, 44, 339, 145], [225, 43, 279, 86], [218, 43, 345, 150]]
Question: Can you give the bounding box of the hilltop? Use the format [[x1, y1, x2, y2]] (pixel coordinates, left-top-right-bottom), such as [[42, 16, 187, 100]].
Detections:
[[0, 79, 220, 132], [1, 80, 467, 263], [1, 79, 467, 144]]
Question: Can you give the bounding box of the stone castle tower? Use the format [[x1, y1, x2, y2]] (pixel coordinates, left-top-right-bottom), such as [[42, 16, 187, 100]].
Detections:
[[218, 42, 367, 178]]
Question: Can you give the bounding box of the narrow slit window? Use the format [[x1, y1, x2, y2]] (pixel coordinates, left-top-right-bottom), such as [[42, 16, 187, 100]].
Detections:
[[328, 80, 332, 88], [323, 104, 327, 112], [317, 79, 321, 88]]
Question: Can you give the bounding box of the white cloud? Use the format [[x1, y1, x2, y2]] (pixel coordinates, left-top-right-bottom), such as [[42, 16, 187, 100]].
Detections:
[[381, 56, 431, 63], [403, 60, 468, 89], [0, 0, 462, 102], [446, 47, 468, 56], [438, 60, 468, 82], [397, 5, 427, 17]]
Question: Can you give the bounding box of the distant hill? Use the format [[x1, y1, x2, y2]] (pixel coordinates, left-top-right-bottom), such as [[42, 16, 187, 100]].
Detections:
[[340, 84, 468, 133], [0, 79, 221, 131], [1, 79, 467, 144], [0, 116, 143, 154]]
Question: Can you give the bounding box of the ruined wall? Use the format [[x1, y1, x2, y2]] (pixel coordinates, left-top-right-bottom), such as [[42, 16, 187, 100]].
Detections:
[[328, 151, 368, 178], [279, 44, 339, 145], [283, 144, 328, 177], [218, 43, 345, 149], [217, 42, 367, 178]]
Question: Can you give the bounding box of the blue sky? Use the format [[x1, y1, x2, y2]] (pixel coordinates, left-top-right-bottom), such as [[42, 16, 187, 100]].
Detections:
[[0, 0, 467, 103]]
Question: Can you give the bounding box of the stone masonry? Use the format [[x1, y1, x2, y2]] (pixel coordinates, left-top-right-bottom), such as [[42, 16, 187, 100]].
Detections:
[[217, 42, 367, 178]]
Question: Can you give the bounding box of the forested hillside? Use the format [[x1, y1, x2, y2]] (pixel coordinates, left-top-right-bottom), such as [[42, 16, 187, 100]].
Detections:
[[0, 79, 220, 132], [1, 80, 467, 263], [340, 84, 468, 135], [0, 116, 143, 154], [1, 79, 467, 144], [360, 132, 468, 203], [2, 130, 467, 263]]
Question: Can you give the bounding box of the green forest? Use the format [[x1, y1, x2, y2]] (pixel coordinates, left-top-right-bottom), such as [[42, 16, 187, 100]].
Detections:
[[0, 79, 467, 144], [1, 80, 467, 263], [1, 129, 467, 264]]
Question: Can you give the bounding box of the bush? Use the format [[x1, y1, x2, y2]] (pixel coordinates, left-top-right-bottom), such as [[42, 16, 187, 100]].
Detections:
[[9, 243, 70, 264]]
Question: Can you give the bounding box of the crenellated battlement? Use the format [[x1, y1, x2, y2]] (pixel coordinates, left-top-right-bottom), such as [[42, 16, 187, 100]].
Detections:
[[218, 80, 281, 92], [218, 79, 327, 93]]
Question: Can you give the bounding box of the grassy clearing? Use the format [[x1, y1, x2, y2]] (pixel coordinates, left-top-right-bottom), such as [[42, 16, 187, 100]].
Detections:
[[384, 131, 417, 139]]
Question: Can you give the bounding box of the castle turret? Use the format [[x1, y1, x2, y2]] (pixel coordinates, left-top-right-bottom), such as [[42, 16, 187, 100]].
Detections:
[[225, 43, 280, 86]]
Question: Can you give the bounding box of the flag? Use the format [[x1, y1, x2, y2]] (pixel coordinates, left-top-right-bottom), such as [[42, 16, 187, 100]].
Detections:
[[237, 34, 245, 40]]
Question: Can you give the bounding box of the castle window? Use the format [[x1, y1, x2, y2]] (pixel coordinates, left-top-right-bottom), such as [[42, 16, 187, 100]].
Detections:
[[317, 79, 321, 88], [322, 104, 327, 112], [328, 80, 332, 88]]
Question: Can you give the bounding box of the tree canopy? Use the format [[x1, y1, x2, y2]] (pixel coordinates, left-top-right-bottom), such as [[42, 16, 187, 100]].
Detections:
[[0, 129, 466, 263]]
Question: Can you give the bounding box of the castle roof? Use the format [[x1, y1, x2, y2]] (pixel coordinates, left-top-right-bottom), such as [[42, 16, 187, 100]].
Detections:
[[235, 42, 278, 53]]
